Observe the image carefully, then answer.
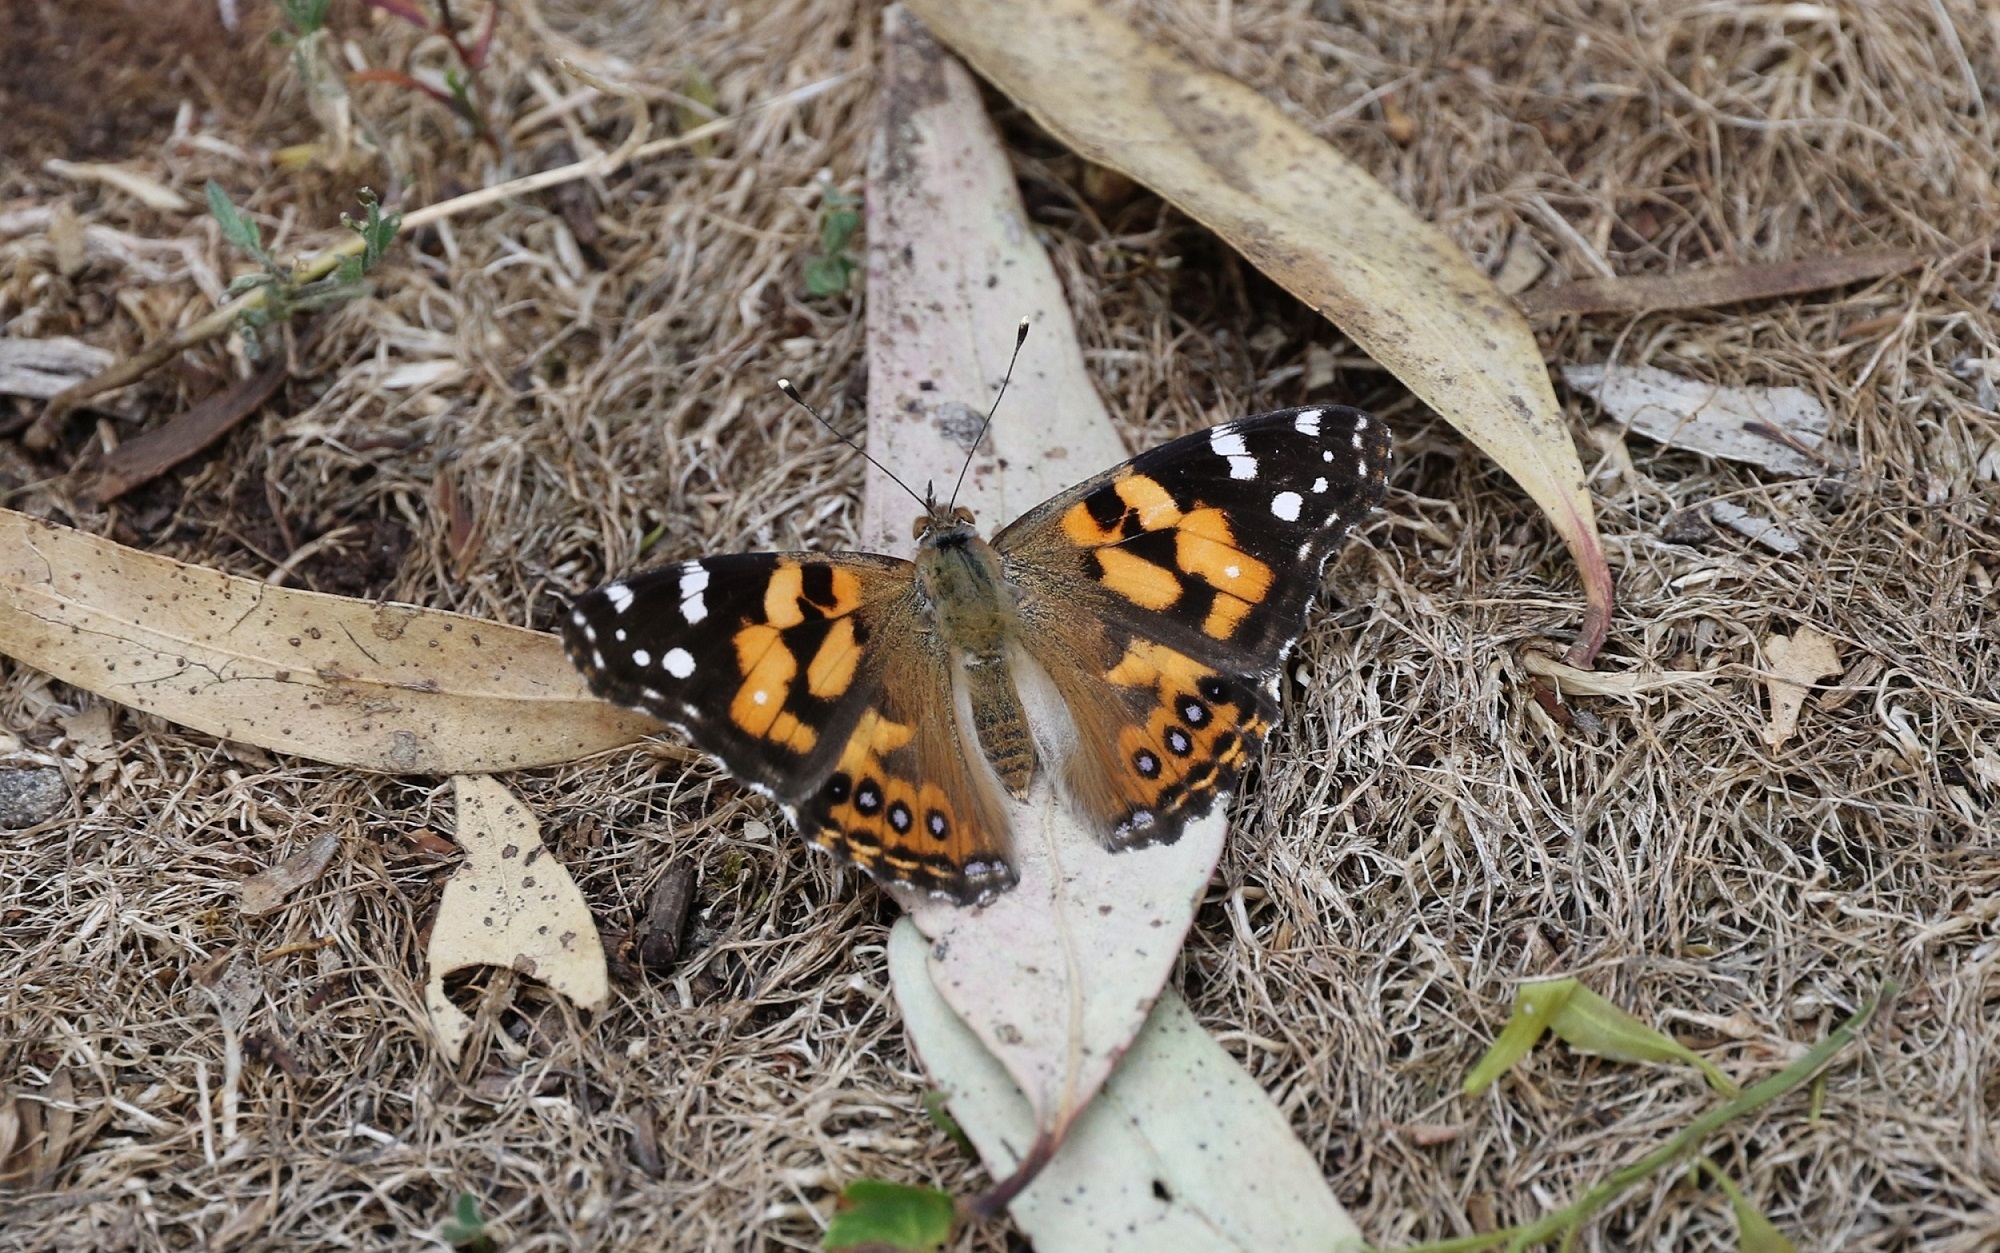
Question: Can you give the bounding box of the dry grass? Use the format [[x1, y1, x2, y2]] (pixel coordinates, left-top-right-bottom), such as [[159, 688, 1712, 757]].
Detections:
[[3, 0, 1997, 1249]]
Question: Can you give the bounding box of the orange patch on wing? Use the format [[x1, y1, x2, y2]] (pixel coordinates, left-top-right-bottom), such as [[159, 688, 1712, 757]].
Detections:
[[1105, 638, 1212, 691], [822, 566, 864, 614], [805, 617, 862, 698], [1175, 506, 1273, 599], [763, 561, 806, 628], [1096, 548, 1182, 609], [1116, 473, 1182, 529], [1202, 592, 1255, 640], [1061, 500, 1120, 547], [730, 623, 797, 737]]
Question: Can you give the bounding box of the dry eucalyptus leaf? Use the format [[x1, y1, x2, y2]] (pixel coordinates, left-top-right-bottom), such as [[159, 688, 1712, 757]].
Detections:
[[870, 10, 1228, 1171], [904, 0, 1612, 664], [1762, 627, 1842, 750], [1564, 364, 1835, 477], [0, 508, 659, 773], [426, 776, 608, 1062], [239, 829, 342, 917], [891, 922, 1361, 1251]]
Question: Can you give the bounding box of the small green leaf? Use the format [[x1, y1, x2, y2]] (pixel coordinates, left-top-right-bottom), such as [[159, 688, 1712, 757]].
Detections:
[[206, 181, 263, 256], [804, 254, 853, 296], [677, 67, 721, 155], [637, 521, 669, 556], [438, 1191, 496, 1250], [823, 1180, 954, 1252], [921, 1090, 973, 1157], [1698, 1159, 1797, 1253], [1547, 983, 1738, 1095], [1463, 976, 1576, 1094], [277, 0, 331, 38], [821, 206, 861, 258], [340, 188, 401, 274]]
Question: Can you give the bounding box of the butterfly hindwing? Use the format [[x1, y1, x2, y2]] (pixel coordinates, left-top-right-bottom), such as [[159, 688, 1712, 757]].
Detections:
[[561, 552, 1016, 903]]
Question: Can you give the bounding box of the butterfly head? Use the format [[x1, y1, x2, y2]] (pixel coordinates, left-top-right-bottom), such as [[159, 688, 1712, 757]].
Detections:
[[912, 501, 978, 546]]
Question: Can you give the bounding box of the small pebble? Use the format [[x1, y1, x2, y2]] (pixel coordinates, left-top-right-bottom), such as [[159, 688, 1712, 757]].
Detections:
[[0, 766, 66, 829]]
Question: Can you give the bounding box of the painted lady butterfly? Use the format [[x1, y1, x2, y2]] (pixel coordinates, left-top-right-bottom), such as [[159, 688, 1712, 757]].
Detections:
[[563, 391, 1390, 905]]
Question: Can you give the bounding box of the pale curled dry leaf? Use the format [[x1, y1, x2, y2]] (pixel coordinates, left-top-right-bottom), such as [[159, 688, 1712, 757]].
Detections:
[[0, 509, 658, 774], [1761, 627, 1843, 750], [426, 776, 609, 1062], [903, 0, 1613, 664], [42, 158, 194, 213], [1709, 501, 1803, 555], [239, 829, 342, 917], [869, 11, 1217, 1164], [1564, 364, 1837, 477], [889, 922, 1363, 1253], [1519, 650, 1720, 701]]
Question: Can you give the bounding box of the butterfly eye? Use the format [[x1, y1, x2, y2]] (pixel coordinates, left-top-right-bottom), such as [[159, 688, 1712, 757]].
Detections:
[[952, 505, 976, 526], [911, 514, 929, 540]]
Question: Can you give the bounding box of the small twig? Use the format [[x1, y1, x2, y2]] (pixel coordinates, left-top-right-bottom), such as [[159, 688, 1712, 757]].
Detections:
[[34, 72, 848, 440]]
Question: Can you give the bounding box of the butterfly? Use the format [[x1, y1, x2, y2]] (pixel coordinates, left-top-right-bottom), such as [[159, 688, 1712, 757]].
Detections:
[[562, 402, 1390, 905]]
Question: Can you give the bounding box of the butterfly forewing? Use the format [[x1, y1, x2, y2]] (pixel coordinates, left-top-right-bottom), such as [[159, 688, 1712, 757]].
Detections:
[[561, 551, 1016, 904], [562, 552, 908, 801]]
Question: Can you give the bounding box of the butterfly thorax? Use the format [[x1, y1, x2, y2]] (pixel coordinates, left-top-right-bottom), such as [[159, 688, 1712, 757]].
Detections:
[[912, 511, 1038, 796]]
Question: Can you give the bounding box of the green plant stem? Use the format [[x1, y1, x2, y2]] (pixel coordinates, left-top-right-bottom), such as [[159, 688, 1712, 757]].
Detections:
[[1394, 982, 1891, 1253]]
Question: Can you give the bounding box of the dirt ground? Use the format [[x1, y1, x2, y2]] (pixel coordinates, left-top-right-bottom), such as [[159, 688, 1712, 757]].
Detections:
[[2, 0, 1997, 1249]]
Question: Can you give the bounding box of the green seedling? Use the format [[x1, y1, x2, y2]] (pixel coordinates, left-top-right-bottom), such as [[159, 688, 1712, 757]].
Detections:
[[805, 182, 862, 297], [206, 182, 401, 357]]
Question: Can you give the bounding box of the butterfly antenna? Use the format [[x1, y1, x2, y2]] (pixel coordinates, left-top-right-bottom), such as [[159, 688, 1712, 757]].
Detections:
[[776, 378, 929, 512], [946, 317, 1031, 512]]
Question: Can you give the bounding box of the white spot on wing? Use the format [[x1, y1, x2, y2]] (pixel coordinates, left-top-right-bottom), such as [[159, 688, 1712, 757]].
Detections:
[[1322, 450, 1334, 462], [614, 628, 627, 641], [663, 647, 695, 678], [1294, 410, 1322, 436], [1210, 426, 1259, 479], [1224, 564, 1240, 579], [752, 689, 768, 705], [678, 563, 710, 624], [631, 648, 652, 667], [570, 609, 588, 627], [1271, 491, 1303, 522], [605, 583, 634, 613], [1352, 431, 1365, 450], [1312, 477, 1328, 493]]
